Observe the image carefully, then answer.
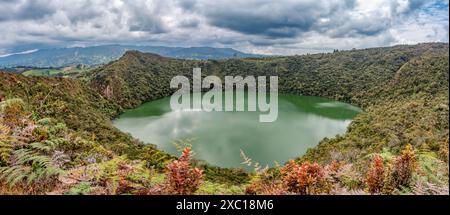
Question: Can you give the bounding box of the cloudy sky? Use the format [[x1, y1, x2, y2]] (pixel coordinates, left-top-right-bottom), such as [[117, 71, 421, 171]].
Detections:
[[0, 0, 448, 55]]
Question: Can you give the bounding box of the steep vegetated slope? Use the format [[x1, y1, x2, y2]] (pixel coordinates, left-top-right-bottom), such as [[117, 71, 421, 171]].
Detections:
[[90, 43, 445, 108], [302, 47, 449, 162], [0, 43, 448, 194], [0, 73, 128, 147]]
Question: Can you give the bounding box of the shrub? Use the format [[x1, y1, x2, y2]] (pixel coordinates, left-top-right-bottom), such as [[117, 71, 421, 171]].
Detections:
[[66, 182, 94, 195], [244, 171, 286, 195], [0, 98, 27, 128], [391, 144, 417, 188], [439, 137, 448, 162], [89, 156, 151, 194], [165, 147, 203, 195], [412, 180, 449, 195], [281, 160, 330, 195], [325, 160, 343, 183], [366, 155, 385, 194], [0, 146, 66, 194], [382, 145, 418, 194], [197, 181, 245, 195], [0, 123, 14, 165], [245, 179, 285, 195]]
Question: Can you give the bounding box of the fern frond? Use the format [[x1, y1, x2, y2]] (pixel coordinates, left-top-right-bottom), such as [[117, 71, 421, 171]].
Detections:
[[6, 166, 28, 185], [30, 142, 52, 152], [0, 123, 11, 137], [30, 138, 65, 153], [0, 141, 14, 164]]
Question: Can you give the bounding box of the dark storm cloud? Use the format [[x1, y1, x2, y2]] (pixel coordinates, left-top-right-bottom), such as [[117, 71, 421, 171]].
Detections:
[[0, 0, 56, 21], [179, 0, 362, 38], [206, 14, 311, 38], [178, 0, 439, 39], [176, 0, 198, 10], [125, 1, 168, 33]]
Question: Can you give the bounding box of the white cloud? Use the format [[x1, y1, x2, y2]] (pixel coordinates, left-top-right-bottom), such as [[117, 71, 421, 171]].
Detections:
[[0, 0, 447, 55]]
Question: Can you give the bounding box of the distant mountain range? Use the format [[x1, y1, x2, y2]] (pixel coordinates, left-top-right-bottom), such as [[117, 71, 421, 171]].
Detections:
[[0, 45, 263, 68]]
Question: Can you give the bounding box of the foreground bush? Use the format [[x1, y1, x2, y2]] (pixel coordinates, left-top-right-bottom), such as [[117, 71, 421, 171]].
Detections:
[[281, 160, 330, 195], [366, 155, 385, 194], [0, 99, 66, 194], [389, 144, 417, 189], [165, 147, 203, 195]]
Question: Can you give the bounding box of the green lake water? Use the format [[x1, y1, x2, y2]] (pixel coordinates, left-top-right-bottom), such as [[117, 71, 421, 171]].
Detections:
[[113, 92, 362, 169]]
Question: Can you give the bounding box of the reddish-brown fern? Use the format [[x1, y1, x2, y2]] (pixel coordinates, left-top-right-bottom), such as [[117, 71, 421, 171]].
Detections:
[[366, 155, 385, 194], [166, 147, 203, 195], [281, 160, 329, 195], [391, 144, 416, 188]]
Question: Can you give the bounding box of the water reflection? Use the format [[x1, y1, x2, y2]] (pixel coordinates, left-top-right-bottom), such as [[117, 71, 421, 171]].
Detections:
[[113, 93, 362, 169]]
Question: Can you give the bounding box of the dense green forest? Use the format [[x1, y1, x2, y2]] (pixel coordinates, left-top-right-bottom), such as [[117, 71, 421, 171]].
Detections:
[[0, 43, 448, 194]]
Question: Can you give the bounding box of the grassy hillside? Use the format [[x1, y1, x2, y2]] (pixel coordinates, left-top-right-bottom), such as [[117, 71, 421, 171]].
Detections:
[[21, 66, 89, 77], [0, 43, 448, 194]]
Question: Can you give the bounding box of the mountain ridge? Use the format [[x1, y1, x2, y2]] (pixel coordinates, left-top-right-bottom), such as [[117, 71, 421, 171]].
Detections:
[[0, 44, 263, 68]]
